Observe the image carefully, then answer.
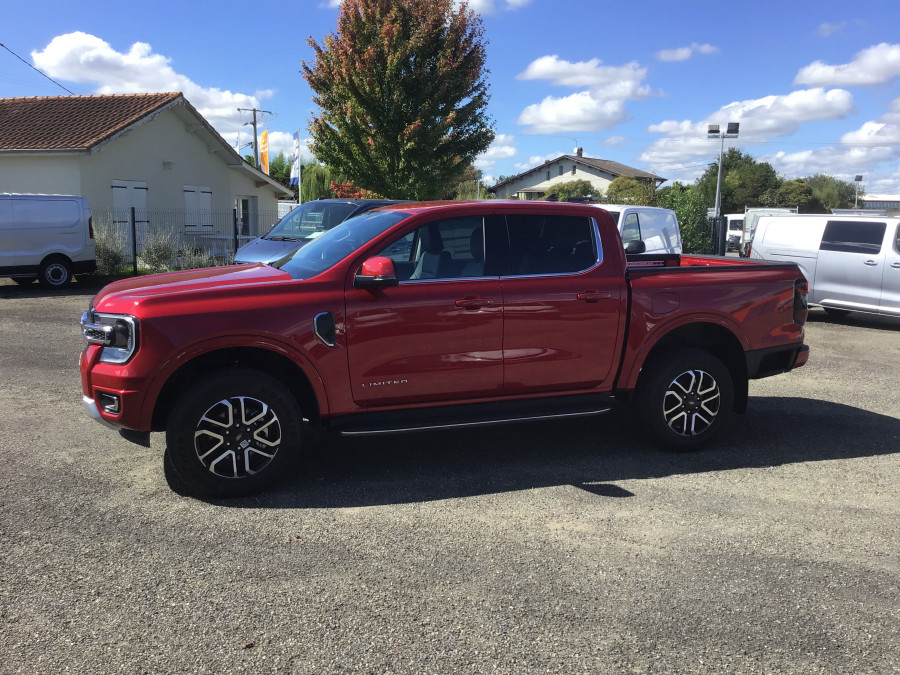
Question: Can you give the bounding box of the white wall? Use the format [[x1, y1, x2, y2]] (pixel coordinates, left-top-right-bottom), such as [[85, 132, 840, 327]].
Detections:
[[0, 155, 82, 195], [493, 159, 615, 199]]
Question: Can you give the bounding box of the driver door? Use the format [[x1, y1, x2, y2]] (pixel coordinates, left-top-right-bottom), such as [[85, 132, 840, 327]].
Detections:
[[344, 215, 504, 407]]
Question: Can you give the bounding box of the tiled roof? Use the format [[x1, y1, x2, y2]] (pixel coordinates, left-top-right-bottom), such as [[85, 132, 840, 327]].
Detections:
[[491, 154, 664, 190], [0, 93, 182, 151]]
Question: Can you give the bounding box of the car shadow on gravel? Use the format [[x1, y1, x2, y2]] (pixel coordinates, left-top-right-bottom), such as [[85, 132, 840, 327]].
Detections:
[[185, 395, 900, 509]]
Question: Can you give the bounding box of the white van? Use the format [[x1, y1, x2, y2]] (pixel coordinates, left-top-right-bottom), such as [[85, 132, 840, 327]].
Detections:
[[725, 214, 744, 251], [749, 213, 900, 316], [592, 204, 682, 254], [0, 194, 96, 288], [739, 207, 797, 256]]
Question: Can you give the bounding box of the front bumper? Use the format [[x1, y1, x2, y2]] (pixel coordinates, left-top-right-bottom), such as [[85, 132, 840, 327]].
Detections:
[[82, 395, 118, 429]]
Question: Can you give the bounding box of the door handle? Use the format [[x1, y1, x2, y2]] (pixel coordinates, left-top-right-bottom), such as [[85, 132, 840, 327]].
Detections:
[[455, 297, 493, 310], [864, 260, 878, 267], [577, 291, 611, 303]]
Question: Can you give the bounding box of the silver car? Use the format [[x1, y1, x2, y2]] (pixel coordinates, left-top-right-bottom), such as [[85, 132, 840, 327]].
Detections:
[[234, 199, 403, 265]]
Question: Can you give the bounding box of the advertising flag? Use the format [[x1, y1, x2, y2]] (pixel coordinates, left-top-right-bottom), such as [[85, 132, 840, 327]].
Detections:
[[260, 129, 269, 175], [290, 131, 300, 186]]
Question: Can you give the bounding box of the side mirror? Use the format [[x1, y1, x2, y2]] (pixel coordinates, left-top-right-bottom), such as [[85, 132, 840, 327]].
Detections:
[[354, 256, 399, 288], [624, 240, 646, 254]]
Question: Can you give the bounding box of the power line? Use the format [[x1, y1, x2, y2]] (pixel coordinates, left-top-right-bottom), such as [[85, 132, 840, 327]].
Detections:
[[0, 42, 76, 95]]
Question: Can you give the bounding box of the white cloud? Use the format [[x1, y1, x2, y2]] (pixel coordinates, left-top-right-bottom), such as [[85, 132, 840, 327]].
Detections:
[[514, 152, 562, 171], [817, 22, 847, 37], [639, 88, 855, 171], [603, 135, 628, 147], [795, 43, 900, 86], [519, 92, 629, 134], [453, 0, 531, 13], [654, 43, 719, 62], [764, 96, 900, 187], [516, 55, 651, 134], [30, 32, 267, 139], [474, 133, 517, 171]]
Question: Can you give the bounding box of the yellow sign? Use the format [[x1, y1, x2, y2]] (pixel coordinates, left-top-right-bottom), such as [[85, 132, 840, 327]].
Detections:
[[260, 129, 269, 175]]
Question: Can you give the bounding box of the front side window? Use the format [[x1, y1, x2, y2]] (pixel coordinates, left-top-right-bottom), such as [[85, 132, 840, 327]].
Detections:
[[506, 214, 597, 275], [379, 216, 487, 281], [820, 220, 886, 254]]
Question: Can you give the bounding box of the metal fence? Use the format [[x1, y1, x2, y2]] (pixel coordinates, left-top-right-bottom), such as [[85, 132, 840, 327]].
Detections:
[[92, 207, 281, 274]]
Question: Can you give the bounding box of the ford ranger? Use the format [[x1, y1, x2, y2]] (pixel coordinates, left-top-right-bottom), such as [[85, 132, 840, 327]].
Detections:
[[80, 201, 810, 497]]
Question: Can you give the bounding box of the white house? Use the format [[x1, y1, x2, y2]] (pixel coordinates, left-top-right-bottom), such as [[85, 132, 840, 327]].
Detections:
[[0, 92, 293, 247], [490, 148, 664, 200]]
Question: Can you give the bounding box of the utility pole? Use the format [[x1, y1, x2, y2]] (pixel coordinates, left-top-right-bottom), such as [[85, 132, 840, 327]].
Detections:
[[237, 107, 275, 169]]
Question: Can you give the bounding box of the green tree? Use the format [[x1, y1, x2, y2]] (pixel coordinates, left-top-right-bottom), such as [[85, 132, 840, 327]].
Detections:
[[299, 162, 351, 201], [542, 179, 602, 201], [268, 152, 292, 187], [657, 182, 713, 254], [606, 176, 655, 205], [303, 0, 495, 200], [771, 178, 816, 212], [696, 148, 781, 213], [806, 174, 861, 212]]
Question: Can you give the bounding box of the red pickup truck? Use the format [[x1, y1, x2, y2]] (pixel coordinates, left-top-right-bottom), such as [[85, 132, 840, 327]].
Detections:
[[80, 201, 809, 497]]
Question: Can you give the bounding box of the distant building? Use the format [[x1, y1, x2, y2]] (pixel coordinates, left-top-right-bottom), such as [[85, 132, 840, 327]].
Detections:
[[489, 148, 664, 200], [861, 193, 900, 216]]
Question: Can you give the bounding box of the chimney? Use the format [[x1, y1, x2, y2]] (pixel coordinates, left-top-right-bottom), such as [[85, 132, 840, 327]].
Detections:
[[576, 147, 583, 157]]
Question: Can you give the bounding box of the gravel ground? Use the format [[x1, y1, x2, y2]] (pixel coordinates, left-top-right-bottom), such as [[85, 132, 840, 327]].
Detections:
[[0, 276, 898, 674]]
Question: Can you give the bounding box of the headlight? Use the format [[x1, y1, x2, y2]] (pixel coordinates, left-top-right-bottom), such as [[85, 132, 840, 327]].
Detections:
[[81, 309, 139, 364]]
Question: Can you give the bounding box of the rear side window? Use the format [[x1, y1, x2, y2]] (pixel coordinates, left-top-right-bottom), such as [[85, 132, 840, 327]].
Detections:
[[820, 220, 886, 255], [505, 214, 597, 275]]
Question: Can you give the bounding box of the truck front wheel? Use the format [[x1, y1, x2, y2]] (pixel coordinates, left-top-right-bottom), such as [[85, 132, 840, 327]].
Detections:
[[166, 368, 303, 497], [637, 348, 734, 451]]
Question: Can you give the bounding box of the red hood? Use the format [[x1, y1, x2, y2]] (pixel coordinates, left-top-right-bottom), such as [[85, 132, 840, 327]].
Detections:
[[92, 264, 292, 310]]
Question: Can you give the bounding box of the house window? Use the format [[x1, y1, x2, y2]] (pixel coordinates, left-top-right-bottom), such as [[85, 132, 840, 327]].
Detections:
[[184, 185, 213, 228], [558, 166, 563, 177], [546, 170, 551, 181], [572, 165, 576, 175]]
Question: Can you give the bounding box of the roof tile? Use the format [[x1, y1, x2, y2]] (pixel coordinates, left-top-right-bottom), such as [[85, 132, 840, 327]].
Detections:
[[0, 93, 182, 151]]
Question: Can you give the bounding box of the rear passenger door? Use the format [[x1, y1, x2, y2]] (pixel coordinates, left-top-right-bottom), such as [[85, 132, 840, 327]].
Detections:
[[815, 220, 887, 312], [880, 222, 900, 314], [500, 212, 626, 394]]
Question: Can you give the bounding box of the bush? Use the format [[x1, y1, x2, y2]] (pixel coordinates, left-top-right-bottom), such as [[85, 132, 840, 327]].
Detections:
[[172, 247, 218, 270], [139, 231, 177, 273], [94, 226, 128, 274]]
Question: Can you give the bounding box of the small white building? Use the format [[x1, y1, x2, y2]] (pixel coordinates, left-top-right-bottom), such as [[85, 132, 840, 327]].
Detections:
[[490, 148, 664, 200], [861, 193, 900, 217], [0, 92, 293, 244]]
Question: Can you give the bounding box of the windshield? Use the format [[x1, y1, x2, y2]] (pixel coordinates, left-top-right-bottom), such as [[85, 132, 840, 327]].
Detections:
[[265, 202, 360, 240], [273, 210, 409, 280]]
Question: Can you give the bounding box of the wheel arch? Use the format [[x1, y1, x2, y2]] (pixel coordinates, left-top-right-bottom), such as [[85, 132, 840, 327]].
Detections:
[[632, 322, 749, 414], [151, 346, 321, 431]]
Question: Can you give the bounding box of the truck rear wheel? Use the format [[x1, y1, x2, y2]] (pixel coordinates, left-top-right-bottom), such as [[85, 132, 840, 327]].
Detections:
[[166, 368, 303, 497], [637, 348, 733, 451]]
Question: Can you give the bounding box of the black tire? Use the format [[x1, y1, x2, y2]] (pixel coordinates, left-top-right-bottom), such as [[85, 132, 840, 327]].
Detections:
[[636, 348, 734, 451], [12, 277, 35, 286], [823, 307, 851, 318], [38, 257, 72, 289], [166, 368, 303, 497]]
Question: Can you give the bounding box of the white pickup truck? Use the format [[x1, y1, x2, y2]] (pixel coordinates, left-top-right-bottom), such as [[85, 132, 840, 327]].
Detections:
[[590, 204, 682, 255]]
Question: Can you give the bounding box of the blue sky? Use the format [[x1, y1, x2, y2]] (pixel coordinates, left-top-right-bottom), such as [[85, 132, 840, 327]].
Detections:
[[3, 0, 900, 194]]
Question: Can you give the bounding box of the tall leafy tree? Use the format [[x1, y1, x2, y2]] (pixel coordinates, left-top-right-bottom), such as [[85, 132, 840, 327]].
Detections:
[[806, 174, 861, 212], [303, 0, 495, 200], [695, 148, 780, 214], [656, 183, 713, 254]]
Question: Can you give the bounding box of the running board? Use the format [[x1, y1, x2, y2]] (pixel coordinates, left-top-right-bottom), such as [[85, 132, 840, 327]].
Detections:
[[331, 395, 615, 437]]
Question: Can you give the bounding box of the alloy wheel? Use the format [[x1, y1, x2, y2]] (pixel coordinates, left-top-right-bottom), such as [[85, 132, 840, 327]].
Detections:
[[663, 369, 721, 437], [193, 396, 282, 479]]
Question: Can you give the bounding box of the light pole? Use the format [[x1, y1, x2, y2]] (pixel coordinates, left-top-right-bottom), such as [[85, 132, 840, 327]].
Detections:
[[854, 174, 863, 208], [708, 122, 739, 255]]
